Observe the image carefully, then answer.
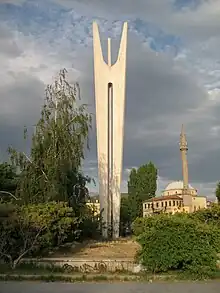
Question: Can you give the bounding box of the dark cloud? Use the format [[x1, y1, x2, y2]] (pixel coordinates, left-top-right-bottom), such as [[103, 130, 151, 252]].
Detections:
[[1, 1, 219, 197], [73, 31, 217, 192], [0, 73, 44, 125], [0, 73, 45, 159]]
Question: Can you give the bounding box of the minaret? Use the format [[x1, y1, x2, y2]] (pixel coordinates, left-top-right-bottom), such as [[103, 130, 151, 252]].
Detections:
[[179, 124, 189, 192]]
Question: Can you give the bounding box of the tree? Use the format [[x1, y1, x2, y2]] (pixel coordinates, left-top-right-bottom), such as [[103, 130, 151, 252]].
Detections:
[[0, 162, 18, 201], [120, 196, 132, 235], [215, 181, 220, 204], [128, 162, 157, 220], [9, 69, 92, 207]]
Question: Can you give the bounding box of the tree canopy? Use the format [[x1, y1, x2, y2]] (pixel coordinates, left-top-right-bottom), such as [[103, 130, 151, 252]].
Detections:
[[8, 68, 92, 208], [0, 162, 18, 201], [215, 181, 220, 204], [128, 162, 157, 220]]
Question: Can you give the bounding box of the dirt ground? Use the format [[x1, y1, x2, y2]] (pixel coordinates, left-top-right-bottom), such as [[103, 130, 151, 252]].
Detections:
[[51, 238, 140, 260]]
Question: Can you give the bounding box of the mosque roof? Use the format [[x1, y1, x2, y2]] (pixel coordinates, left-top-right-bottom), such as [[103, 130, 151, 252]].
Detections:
[[144, 195, 182, 203], [165, 181, 195, 191]]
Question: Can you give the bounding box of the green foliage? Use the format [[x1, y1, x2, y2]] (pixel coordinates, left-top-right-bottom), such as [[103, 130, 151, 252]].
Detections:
[[77, 210, 101, 240], [0, 202, 78, 268], [136, 213, 220, 277], [0, 203, 16, 218], [128, 162, 157, 220], [0, 200, 102, 268], [9, 69, 92, 205], [215, 182, 220, 204], [131, 217, 145, 236], [120, 196, 132, 229], [0, 162, 18, 201], [189, 203, 220, 226], [20, 202, 78, 248]]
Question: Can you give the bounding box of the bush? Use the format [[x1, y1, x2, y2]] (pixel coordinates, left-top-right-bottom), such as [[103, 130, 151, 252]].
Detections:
[[77, 212, 101, 240], [0, 202, 78, 267], [131, 217, 145, 236], [190, 204, 220, 226], [132, 214, 177, 236], [136, 214, 220, 276], [20, 202, 78, 250]]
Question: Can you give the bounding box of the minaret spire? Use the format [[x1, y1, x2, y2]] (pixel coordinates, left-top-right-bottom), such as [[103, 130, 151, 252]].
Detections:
[[180, 124, 189, 192]]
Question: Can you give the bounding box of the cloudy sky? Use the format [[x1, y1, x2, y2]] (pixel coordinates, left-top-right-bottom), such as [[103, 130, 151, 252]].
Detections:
[[1, 0, 220, 199]]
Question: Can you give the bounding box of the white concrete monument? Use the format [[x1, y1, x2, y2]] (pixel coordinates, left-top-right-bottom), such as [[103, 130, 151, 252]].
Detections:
[[93, 21, 128, 239]]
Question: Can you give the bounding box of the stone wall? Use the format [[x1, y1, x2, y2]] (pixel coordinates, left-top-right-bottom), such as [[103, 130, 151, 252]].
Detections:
[[21, 258, 143, 273]]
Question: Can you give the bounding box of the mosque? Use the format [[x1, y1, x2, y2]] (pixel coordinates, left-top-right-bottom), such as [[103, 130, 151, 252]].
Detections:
[[143, 125, 207, 217]]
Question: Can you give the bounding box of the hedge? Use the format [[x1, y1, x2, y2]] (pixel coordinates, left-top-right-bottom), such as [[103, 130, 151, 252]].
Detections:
[[135, 213, 220, 276]]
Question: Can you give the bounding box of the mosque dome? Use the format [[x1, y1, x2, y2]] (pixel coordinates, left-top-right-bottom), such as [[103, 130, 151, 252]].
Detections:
[[163, 180, 197, 197], [165, 181, 194, 191]]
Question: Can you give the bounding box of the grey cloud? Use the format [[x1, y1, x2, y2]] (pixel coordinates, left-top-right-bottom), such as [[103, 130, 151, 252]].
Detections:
[[72, 30, 217, 191], [0, 73, 44, 125], [0, 25, 22, 57], [0, 73, 45, 159], [0, 125, 28, 161], [54, 0, 220, 42], [0, 0, 25, 4], [189, 149, 220, 183], [1, 3, 219, 197]]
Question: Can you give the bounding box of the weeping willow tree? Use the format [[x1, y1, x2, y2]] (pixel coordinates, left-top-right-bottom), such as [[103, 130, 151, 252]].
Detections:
[[9, 69, 92, 207]]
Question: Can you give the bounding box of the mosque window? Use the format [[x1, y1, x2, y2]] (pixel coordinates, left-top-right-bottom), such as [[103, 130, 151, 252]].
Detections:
[[169, 201, 172, 206], [148, 204, 150, 209], [144, 204, 147, 209], [173, 201, 175, 206], [156, 202, 159, 208], [161, 202, 164, 207], [165, 201, 167, 207], [175, 191, 178, 194]]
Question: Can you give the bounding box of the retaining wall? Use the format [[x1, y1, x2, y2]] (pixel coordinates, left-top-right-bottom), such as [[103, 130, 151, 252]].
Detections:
[[21, 258, 143, 273]]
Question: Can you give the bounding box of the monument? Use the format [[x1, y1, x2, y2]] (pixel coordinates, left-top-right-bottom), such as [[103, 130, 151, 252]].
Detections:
[[93, 21, 128, 239]]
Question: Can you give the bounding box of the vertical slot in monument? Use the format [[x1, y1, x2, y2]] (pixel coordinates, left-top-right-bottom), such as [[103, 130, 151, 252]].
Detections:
[[107, 82, 113, 236]]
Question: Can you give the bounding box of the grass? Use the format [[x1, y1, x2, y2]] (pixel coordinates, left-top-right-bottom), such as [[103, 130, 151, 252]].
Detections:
[[0, 262, 65, 275], [0, 273, 143, 283], [1, 263, 220, 283]]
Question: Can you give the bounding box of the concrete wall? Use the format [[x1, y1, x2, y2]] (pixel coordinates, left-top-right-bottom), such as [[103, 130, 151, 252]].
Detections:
[[192, 196, 207, 211], [21, 258, 140, 273]]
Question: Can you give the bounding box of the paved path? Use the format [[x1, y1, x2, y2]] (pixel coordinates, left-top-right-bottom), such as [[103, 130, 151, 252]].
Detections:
[[0, 281, 220, 293]]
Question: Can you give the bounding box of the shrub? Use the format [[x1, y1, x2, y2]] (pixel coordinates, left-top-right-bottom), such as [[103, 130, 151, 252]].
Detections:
[[77, 212, 101, 240], [21, 201, 77, 249], [132, 217, 145, 236], [0, 202, 78, 267], [132, 214, 174, 236], [190, 204, 220, 226], [136, 214, 220, 276]]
